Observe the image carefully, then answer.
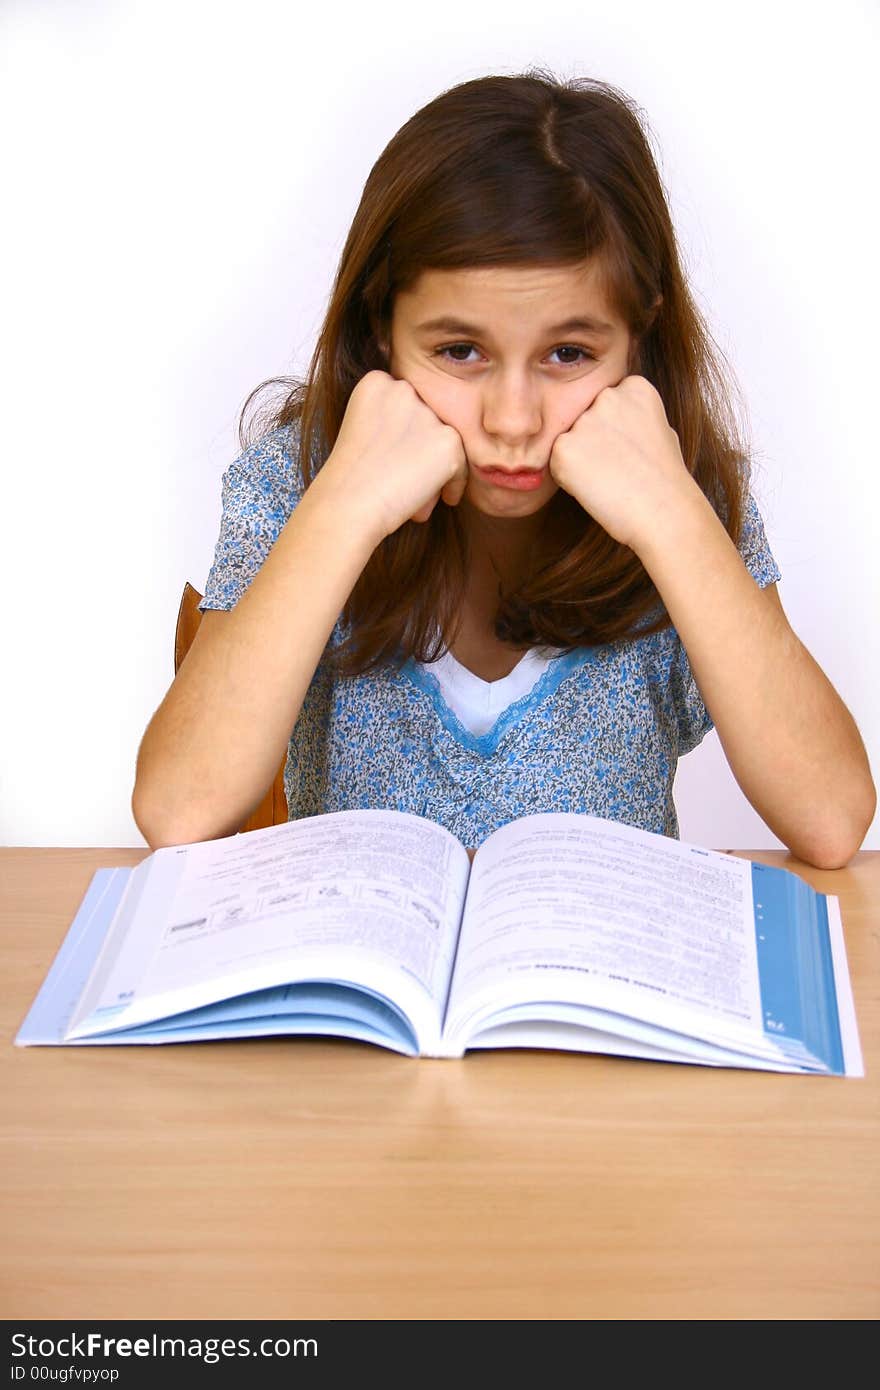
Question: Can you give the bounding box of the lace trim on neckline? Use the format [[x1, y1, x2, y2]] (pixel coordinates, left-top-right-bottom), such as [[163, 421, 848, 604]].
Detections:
[[399, 646, 599, 756]]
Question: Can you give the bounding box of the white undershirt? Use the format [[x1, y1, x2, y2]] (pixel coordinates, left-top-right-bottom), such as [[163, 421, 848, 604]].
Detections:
[[420, 646, 562, 737]]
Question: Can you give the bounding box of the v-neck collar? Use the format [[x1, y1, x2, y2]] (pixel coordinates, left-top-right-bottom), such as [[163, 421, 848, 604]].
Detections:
[[399, 646, 599, 756], [431, 645, 546, 697]]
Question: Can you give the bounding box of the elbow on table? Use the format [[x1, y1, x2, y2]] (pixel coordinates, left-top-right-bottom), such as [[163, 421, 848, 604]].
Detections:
[[131, 792, 188, 851], [131, 786, 243, 851], [790, 777, 877, 870]]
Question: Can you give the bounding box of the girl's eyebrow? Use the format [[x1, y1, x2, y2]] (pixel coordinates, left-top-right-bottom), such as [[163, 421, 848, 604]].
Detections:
[[413, 314, 616, 338]]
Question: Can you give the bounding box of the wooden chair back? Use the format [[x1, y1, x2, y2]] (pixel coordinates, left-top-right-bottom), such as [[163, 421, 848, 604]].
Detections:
[[174, 582, 288, 833]]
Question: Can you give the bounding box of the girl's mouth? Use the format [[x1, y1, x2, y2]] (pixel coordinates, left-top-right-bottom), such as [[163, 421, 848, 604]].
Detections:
[[472, 465, 547, 492]]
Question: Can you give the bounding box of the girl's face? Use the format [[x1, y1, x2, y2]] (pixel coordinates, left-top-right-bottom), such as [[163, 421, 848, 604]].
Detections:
[[386, 259, 635, 521]]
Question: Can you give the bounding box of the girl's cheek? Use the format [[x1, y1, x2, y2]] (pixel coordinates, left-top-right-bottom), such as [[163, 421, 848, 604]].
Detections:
[[557, 381, 604, 431], [419, 379, 472, 428], [571, 363, 629, 417]]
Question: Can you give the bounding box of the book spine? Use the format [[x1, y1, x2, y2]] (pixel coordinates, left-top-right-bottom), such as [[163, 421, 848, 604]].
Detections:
[[751, 862, 844, 1074]]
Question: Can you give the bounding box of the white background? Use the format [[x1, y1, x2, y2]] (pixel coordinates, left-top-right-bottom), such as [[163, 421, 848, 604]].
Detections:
[[1, 0, 877, 849]]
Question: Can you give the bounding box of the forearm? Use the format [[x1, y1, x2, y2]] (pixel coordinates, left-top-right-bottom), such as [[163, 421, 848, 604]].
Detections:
[[639, 491, 876, 867], [133, 476, 379, 848]]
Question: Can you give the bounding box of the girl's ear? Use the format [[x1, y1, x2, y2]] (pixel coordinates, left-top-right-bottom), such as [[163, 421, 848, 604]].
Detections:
[[366, 323, 392, 374], [374, 326, 391, 363], [628, 295, 663, 374]]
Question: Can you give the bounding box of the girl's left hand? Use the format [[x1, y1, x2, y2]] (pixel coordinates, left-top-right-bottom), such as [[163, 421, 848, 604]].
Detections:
[[548, 374, 703, 554]]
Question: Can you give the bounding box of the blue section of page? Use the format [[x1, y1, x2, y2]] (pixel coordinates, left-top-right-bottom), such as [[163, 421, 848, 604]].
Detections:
[[15, 868, 419, 1054], [751, 862, 844, 1074], [97, 982, 418, 1053], [15, 868, 134, 1044]]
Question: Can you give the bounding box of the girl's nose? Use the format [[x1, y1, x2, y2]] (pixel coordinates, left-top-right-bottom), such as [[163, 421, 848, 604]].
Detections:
[[481, 371, 543, 445]]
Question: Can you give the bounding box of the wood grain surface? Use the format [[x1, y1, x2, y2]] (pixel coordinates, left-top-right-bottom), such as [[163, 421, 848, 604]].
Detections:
[[2, 846, 877, 1320]]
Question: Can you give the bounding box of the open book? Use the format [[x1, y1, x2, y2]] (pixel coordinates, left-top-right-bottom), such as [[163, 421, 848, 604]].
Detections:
[[15, 810, 863, 1074]]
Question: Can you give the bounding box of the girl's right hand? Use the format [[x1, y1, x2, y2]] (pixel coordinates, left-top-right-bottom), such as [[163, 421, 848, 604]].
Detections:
[[310, 371, 469, 545]]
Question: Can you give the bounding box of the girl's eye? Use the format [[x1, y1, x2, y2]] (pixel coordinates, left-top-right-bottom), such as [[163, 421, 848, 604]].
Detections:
[[550, 345, 594, 366], [434, 343, 595, 367], [438, 343, 480, 364]]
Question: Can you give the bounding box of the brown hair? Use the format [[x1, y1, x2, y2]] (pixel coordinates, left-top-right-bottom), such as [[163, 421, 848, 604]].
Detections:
[[240, 67, 748, 675]]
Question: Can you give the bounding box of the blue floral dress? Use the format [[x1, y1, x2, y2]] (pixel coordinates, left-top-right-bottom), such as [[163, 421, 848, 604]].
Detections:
[[199, 424, 781, 846]]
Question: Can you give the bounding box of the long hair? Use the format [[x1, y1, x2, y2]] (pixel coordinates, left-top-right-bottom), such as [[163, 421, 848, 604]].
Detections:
[[239, 68, 748, 676]]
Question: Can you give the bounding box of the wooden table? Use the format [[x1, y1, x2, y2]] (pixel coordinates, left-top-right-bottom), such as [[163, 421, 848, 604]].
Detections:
[[2, 847, 877, 1320]]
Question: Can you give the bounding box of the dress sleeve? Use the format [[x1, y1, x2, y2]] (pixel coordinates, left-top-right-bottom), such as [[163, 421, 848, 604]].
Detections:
[[736, 489, 782, 591], [198, 424, 306, 613], [671, 490, 782, 755]]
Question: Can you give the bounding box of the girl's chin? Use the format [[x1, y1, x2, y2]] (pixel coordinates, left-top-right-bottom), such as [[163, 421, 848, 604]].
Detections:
[[464, 476, 557, 517]]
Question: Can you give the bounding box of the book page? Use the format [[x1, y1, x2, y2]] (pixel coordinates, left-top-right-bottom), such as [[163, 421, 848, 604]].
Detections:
[[444, 813, 761, 1050], [69, 810, 469, 1046]]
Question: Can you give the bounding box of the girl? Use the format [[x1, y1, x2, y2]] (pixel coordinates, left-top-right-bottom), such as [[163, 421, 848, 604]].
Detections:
[[132, 69, 875, 867]]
